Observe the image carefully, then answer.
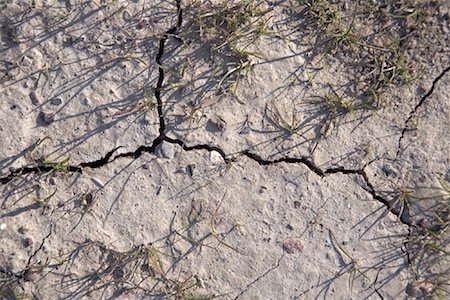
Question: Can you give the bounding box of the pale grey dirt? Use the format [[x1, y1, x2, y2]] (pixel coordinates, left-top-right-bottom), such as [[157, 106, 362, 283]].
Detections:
[[0, 0, 449, 299]]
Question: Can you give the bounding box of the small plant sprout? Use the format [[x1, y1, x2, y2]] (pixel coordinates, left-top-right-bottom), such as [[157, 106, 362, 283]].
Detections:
[[304, 1, 360, 53], [305, 0, 338, 27], [217, 60, 255, 95], [42, 156, 70, 174], [323, 92, 355, 117], [80, 191, 96, 212], [266, 100, 303, 136], [34, 185, 58, 203], [112, 90, 156, 118], [146, 247, 165, 278], [385, 172, 413, 222], [28, 136, 53, 161], [190, 0, 272, 55], [326, 3, 359, 52]]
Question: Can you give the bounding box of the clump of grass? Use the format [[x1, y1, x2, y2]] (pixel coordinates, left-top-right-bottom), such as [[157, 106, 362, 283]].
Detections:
[[302, 0, 360, 53], [323, 91, 355, 117], [185, 0, 271, 94], [266, 100, 303, 136], [394, 176, 450, 299], [216, 60, 255, 95], [365, 41, 416, 107], [372, 44, 414, 85], [305, 87, 357, 126], [188, 0, 271, 56], [303, 0, 338, 27]]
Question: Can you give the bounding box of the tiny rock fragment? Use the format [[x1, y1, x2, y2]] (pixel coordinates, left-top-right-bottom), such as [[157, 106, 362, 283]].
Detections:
[[122, 9, 131, 21], [23, 237, 33, 247], [0, 223, 6, 231], [194, 274, 205, 288], [91, 177, 104, 188], [29, 90, 40, 105], [210, 151, 224, 165], [259, 185, 267, 193], [23, 269, 40, 282], [156, 142, 176, 159], [39, 111, 55, 125], [283, 238, 304, 254], [50, 98, 62, 106], [81, 192, 94, 209], [186, 164, 195, 177]]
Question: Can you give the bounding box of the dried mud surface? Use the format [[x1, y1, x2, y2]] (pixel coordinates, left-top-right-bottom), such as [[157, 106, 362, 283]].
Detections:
[[0, 1, 449, 299]]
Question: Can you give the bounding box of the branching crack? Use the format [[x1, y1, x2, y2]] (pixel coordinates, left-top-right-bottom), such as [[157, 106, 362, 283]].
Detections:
[[0, 0, 415, 229], [396, 65, 450, 158], [155, 0, 183, 134]]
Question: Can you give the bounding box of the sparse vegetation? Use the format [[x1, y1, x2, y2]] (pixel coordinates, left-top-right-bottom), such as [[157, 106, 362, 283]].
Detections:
[[0, 0, 448, 299], [184, 0, 271, 93]]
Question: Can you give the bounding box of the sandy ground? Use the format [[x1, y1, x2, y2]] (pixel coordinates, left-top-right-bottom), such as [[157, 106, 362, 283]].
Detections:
[[0, 0, 449, 299]]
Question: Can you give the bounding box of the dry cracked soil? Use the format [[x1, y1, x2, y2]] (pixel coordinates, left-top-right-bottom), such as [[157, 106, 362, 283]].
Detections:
[[0, 0, 449, 299]]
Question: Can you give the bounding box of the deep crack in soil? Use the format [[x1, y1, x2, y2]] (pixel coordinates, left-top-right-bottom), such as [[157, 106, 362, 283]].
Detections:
[[3, 0, 445, 231]]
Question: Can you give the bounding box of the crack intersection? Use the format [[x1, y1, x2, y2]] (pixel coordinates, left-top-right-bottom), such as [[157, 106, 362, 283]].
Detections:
[[0, 0, 424, 228]]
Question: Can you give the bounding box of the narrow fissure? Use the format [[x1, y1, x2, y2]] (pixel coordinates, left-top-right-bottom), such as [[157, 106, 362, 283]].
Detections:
[[0, 0, 424, 228], [396, 65, 450, 158]]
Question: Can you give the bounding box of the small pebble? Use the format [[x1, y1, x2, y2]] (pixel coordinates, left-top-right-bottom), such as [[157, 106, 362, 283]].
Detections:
[[0, 223, 6, 231], [21, 56, 33, 67], [39, 111, 55, 125], [23, 237, 33, 247], [49, 177, 57, 185], [23, 269, 40, 282], [91, 177, 104, 188], [210, 151, 224, 165], [156, 143, 176, 159], [29, 91, 40, 105], [82, 192, 95, 210], [18, 226, 27, 234], [194, 275, 205, 289], [122, 10, 131, 21], [283, 238, 304, 254], [186, 164, 195, 177], [50, 98, 62, 106]]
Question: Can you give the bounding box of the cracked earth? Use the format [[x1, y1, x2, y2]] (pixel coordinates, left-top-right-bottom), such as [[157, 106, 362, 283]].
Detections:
[[0, 0, 449, 299]]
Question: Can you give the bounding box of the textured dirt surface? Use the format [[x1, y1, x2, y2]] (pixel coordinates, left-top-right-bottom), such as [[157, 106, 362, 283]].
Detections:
[[1, 0, 449, 299]]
